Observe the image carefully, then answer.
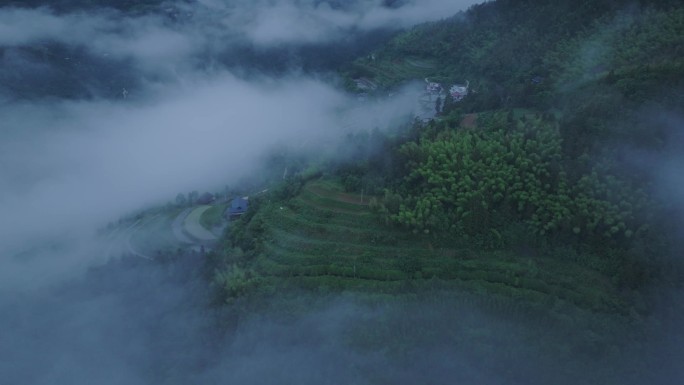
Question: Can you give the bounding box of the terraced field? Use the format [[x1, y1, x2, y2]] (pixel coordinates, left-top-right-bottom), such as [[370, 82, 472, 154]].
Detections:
[[250, 179, 627, 314]]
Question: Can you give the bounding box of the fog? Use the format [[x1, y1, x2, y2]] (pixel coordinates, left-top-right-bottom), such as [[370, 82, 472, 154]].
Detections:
[[2, 252, 681, 385], [0, 0, 480, 65], [0, 0, 439, 288], [0, 2, 483, 383], [210, 0, 478, 46], [1, 1, 682, 384]]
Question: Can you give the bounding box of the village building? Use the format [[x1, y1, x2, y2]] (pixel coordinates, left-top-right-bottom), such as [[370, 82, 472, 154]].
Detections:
[[450, 81, 469, 102], [424, 77, 443, 95], [226, 197, 249, 219], [426, 82, 442, 94]]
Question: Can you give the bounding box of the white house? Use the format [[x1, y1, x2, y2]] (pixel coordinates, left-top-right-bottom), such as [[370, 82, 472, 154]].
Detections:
[[449, 81, 470, 102]]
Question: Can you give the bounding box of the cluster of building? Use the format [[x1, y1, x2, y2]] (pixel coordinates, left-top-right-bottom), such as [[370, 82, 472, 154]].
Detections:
[[426, 81, 442, 94], [449, 83, 469, 101], [425, 78, 469, 102]]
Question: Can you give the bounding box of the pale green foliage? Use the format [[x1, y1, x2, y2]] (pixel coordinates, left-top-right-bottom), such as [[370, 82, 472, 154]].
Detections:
[[213, 264, 260, 301], [386, 113, 650, 242]]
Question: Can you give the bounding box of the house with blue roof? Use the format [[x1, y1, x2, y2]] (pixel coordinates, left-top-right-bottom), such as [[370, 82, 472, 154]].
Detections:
[[227, 197, 249, 219]]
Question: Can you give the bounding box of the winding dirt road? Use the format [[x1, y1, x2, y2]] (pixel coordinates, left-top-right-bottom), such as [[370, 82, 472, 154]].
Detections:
[[182, 205, 217, 242], [105, 205, 220, 260]]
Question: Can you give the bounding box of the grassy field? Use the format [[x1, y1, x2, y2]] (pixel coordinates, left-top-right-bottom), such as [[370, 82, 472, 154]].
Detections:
[[246, 178, 628, 315], [200, 204, 228, 230]]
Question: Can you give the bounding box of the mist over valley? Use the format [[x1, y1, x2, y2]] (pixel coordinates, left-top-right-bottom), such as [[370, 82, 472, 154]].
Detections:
[[1, 1, 683, 384]]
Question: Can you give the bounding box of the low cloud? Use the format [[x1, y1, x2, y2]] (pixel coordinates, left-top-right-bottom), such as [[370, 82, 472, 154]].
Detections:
[[0, 0, 481, 58], [2, 0, 444, 291], [2, 258, 681, 385], [223, 0, 479, 46], [0, 3, 441, 283], [0, 7, 198, 76], [0, 1, 481, 95], [0, 2, 683, 385], [0, 7, 99, 46], [0, 72, 419, 290]]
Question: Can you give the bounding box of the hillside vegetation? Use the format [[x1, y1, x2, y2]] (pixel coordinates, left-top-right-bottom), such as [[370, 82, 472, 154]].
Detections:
[[215, 178, 631, 316], [206, 0, 684, 362], [334, 0, 684, 287], [183, 2, 684, 382]]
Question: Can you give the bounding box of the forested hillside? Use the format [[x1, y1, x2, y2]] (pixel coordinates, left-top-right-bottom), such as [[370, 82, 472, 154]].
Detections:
[[221, 0, 684, 310], [346, 0, 683, 107], [332, 0, 684, 289]]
